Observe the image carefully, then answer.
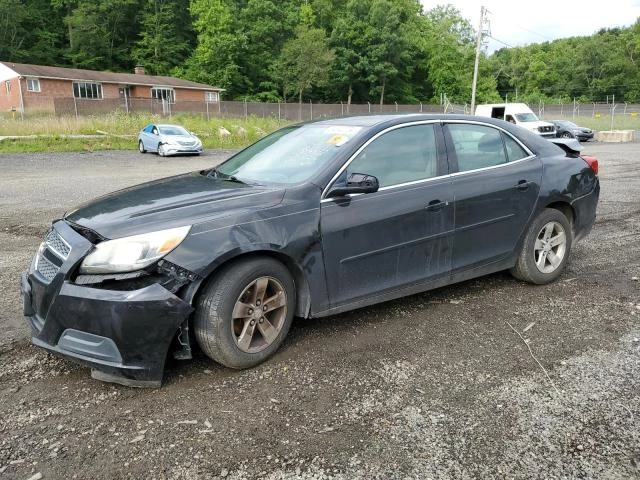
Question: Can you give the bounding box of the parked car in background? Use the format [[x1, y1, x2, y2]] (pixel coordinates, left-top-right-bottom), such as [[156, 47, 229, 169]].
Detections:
[[138, 124, 203, 156], [22, 114, 599, 387], [551, 120, 594, 142], [475, 103, 556, 138]]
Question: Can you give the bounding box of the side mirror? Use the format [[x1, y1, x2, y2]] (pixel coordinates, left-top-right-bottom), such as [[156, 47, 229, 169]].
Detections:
[[328, 173, 379, 197]]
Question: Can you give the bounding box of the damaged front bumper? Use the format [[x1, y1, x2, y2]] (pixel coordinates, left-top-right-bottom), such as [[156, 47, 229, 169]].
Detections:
[[21, 220, 194, 387]]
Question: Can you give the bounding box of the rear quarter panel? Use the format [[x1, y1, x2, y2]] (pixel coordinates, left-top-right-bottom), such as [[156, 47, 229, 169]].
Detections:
[[536, 153, 599, 237]]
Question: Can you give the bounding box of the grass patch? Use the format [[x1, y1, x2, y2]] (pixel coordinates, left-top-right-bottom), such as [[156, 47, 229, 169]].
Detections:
[[0, 113, 288, 153]]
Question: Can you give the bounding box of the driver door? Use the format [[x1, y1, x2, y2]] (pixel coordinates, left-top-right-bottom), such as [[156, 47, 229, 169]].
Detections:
[[320, 123, 454, 308]]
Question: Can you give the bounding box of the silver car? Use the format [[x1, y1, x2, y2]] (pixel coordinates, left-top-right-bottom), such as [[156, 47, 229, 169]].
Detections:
[[138, 124, 203, 156]]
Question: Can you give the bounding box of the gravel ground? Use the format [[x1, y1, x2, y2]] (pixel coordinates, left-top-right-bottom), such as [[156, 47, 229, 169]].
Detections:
[[0, 145, 638, 479]]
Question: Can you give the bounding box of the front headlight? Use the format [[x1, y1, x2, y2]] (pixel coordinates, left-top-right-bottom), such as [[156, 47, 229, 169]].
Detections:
[[79, 225, 191, 274]]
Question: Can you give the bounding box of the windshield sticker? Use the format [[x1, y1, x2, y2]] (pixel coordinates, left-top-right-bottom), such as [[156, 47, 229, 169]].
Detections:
[[327, 134, 350, 146]]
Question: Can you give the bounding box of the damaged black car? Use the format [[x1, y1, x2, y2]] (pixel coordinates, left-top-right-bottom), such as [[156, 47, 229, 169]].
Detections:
[[21, 115, 600, 387]]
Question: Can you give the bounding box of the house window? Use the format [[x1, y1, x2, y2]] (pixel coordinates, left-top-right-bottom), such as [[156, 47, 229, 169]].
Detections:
[[73, 81, 103, 99], [151, 87, 175, 103], [26, 78, 40, 92], [5, 81, 10, 96], [205, 91, 219, 103]]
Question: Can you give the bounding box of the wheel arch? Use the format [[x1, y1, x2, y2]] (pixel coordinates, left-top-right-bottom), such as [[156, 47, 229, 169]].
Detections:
[[182, 249, 312, 319], [544, 200, 576, 234]]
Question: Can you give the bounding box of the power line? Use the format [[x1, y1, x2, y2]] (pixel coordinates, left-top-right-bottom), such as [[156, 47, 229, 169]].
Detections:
[[489, 11, 555, 42], [488, 35, 514, 48]]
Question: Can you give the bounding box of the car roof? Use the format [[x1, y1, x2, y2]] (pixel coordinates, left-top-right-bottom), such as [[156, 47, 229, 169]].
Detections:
[[305, 113, 524, 129], [303, 113, 562, 157], [157, 124, 185, 128]]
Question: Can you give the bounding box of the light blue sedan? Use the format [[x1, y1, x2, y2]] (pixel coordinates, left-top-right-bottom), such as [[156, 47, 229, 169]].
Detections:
[[137, 124, 203, 156]]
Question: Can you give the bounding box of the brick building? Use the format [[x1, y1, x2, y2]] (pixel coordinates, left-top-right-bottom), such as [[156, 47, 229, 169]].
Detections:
[[0, 62, 223, 116]]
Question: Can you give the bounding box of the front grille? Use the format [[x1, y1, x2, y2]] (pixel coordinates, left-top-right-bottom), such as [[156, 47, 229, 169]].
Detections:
[[538, 126, 554, 133], [36, 253, 59, 282], [178, 140, 196, 146], [35, 228, 71, 283], [45, 229, 70, 258]]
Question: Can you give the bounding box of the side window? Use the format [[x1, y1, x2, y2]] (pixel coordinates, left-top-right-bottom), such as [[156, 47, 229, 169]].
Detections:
[[502, 133, 529, 162], [346, 124, 438, 188], [447, 124, 507, 172]]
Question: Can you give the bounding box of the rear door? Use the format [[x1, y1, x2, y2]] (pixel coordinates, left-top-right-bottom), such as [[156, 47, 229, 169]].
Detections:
[[320, 122, 454, 307], [443, 122, 542, 272]]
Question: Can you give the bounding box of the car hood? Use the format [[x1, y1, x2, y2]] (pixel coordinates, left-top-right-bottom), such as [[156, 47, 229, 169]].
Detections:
[[160, 134, 198, 143], [65, 172, 286, 239]]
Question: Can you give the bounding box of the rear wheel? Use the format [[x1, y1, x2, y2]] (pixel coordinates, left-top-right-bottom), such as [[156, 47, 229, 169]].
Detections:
[[138, 140, 146, 153], [194, 257, 295, 369], [561, 131, 574, 139], [510, 208, 572, 284]]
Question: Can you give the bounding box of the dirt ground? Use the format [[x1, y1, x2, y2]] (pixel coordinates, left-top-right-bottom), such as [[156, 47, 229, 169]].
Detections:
[[0, 145, 638, 479]]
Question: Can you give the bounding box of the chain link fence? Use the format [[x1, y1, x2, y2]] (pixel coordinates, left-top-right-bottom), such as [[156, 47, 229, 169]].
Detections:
[[12, 95, 640, 130]]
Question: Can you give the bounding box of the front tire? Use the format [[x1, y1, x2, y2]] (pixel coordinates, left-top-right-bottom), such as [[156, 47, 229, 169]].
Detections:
[[510, 208, 573, 284], [194, 257, 295, 369], [158, 143, 166, 156]]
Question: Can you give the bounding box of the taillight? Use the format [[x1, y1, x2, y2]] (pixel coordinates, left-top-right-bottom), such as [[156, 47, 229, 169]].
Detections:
[[581, 155, 598, 175]]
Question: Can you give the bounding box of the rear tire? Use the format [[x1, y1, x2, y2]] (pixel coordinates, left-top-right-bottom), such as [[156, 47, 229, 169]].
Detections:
[[194, 257, 295, 369], [138, 140, 146, 153], [510, 208, 573, 284], [561, 131, 574, 139]]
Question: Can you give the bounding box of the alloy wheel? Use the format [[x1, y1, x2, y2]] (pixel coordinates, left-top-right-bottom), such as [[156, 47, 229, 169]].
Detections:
[[231, 276, 287, 354], [534, 221, 567, 274]]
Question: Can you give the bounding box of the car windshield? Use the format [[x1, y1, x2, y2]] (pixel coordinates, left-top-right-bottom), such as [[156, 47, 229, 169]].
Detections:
[[558, 121, 577, 128], [158, 125, 189, 136], [514, 113, 539, 122], [215, 124, 362, 185]]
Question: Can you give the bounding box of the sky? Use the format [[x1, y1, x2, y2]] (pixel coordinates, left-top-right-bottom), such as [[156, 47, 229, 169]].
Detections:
[[421, 0, 640, 52]]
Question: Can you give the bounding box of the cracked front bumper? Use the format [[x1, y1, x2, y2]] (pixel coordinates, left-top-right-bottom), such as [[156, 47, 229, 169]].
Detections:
[[21, 221, 193, 387]]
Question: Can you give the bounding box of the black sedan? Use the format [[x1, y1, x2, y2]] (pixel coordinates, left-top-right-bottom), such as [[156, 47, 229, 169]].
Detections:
[[551, 120, 594, 142], [21, 115, 600, 387]]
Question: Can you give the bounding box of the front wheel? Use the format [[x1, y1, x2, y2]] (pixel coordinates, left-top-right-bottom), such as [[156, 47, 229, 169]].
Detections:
[[157, 143, 166, 157], [510, 208, 573, 284], [194, 257, 295, 369]]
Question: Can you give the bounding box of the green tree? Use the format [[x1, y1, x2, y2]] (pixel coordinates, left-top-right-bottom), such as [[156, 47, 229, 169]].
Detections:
[[272, 25, 335, 106], [185, 0, 246, 94], [63, 0, 141, 70], [235, 0, 297, 100], [1, 0, 67, 64], [418, 5, 478, 104], [132, 0, 193, 75]]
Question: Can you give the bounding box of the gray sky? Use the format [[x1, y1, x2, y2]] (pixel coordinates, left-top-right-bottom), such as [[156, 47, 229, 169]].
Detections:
[[421, 1, 640, 52]]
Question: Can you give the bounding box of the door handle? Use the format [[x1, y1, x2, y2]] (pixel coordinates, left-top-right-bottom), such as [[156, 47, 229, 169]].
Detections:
[[425, 199, 448, 211], [515, 180, 531, 191]]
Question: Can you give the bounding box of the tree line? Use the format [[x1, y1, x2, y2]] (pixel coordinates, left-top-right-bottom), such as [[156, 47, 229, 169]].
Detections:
[[2, 0, 639, 104]]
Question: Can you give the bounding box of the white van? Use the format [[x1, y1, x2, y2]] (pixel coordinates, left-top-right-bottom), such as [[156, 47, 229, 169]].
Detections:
[[475, 103, 556, 138]]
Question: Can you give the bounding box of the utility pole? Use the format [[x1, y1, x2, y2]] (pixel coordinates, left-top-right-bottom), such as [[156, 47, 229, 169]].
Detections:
[[470, 6, 490, 114]]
